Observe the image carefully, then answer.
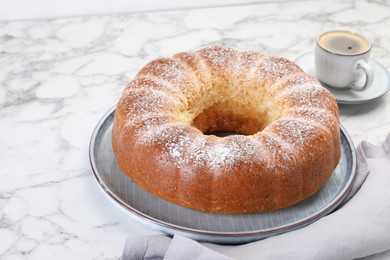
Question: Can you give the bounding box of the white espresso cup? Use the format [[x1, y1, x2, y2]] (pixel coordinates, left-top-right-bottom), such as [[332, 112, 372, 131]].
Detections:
[[315, 30, 374, 91]]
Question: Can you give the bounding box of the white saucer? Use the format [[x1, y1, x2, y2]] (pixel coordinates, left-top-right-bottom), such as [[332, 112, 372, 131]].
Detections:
[[294, 53, 390, 104]]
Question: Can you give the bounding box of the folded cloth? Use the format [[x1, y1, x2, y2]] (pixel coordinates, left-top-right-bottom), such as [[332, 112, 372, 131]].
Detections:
[[123, 133, 390, 260]]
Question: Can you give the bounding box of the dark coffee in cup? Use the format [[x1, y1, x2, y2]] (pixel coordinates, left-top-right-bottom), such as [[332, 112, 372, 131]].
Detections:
[[318, 31, 370, 55]]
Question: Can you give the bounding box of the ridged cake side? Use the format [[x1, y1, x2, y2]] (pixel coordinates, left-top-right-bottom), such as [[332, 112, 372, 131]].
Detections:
[[112, 46, 340, 214]]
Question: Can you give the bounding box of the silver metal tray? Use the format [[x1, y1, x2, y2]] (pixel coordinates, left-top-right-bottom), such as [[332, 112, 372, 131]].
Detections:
[[89, 107, 357, 244]]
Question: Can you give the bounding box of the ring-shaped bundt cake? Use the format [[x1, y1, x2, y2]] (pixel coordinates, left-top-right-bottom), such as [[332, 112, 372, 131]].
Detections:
[[112, 46, 341, 214]]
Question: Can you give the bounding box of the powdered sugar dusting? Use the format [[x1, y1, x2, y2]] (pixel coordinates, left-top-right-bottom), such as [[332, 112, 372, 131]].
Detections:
[[253, 132, 295, 172], [263, 116, 328, 155], [286, 107, 338, 132], [134, 119, 261, 174], [258, 56, 301, 79], [202, 136, 257, 172], [272, 73, 317, 94], [134, 58, 197, 100], [200, 46, 238, 71], [237, 51, 265, 79], [138, 58, 188, 82], [119, 88, 179, 122], [116, 46, 339, 178], [276, 77, 336, 111], [174, 51, 213, 81], [126, 76, 179, 95]]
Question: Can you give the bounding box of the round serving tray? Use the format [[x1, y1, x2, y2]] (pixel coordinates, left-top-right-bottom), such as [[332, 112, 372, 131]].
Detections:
[[89, 106, 357, 244]]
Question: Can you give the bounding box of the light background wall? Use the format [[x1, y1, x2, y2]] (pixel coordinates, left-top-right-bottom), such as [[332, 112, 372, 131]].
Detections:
[[0, 0, 281, 21]]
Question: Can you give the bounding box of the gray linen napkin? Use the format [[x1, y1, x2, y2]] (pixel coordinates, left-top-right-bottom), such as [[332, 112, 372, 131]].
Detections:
[[123, 133, 390, 260]]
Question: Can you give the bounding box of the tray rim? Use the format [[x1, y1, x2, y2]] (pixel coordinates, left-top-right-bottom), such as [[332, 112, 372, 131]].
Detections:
[[89, 106, 357, 241]]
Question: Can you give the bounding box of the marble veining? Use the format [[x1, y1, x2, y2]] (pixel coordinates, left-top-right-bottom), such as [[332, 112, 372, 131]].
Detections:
[[0, 0, 390, 258]]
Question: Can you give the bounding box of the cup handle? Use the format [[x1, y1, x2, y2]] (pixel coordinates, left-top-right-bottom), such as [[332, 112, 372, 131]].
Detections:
[[350, 59, 374, 91]]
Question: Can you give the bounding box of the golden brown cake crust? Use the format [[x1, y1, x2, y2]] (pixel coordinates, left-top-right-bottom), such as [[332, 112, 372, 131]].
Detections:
[[112, 46, 341, 214]]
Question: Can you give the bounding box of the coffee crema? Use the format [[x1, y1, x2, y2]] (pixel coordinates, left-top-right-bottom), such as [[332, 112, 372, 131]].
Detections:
[[317, 31, 371, 55]]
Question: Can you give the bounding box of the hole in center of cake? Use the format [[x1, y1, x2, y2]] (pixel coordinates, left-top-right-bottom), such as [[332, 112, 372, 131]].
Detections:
[[191, 101, 271, 136], [207, 131, 243, 137]]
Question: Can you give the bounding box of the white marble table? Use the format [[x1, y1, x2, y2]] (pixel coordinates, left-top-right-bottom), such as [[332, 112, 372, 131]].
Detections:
[[1, 0, 390, 258]]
